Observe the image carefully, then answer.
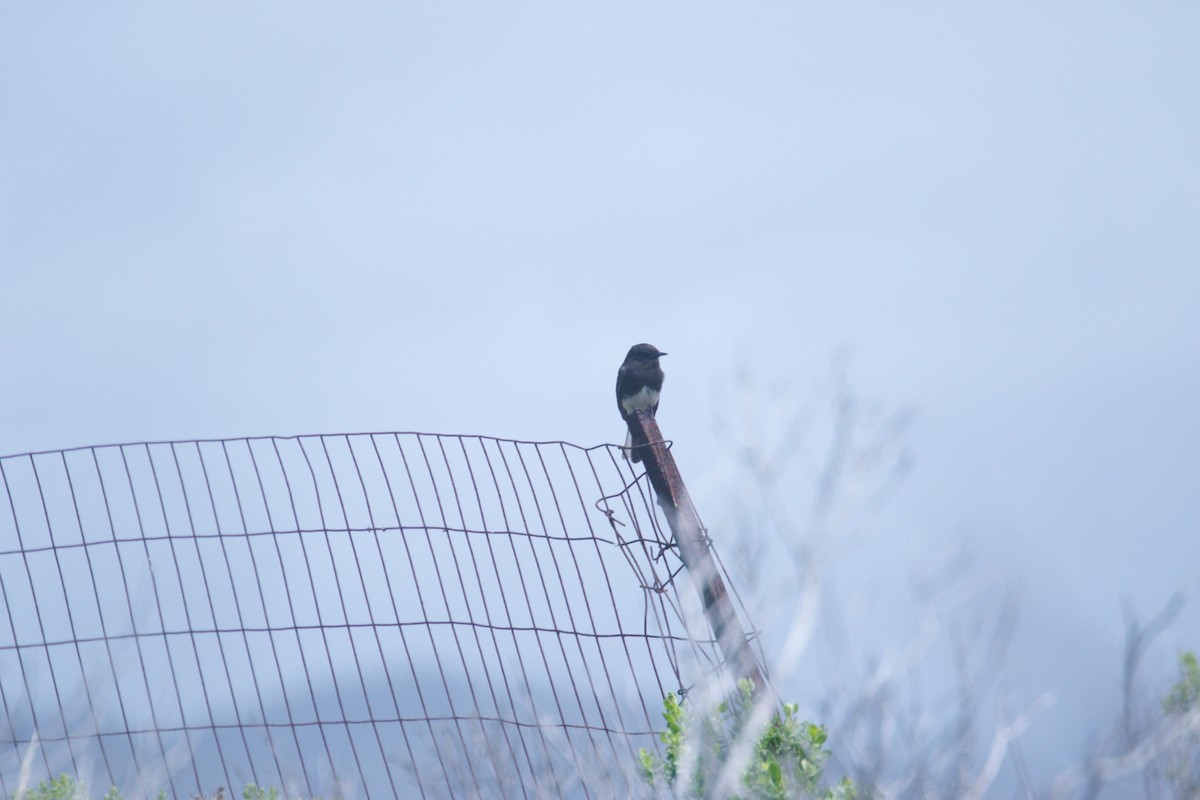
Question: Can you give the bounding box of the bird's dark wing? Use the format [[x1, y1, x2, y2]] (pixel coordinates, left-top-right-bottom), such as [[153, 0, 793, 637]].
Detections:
[[615, 363, 630, 420]]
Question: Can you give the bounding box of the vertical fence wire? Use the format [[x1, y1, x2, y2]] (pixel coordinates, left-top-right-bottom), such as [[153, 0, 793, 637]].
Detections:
[[0, 433, 758, 798]]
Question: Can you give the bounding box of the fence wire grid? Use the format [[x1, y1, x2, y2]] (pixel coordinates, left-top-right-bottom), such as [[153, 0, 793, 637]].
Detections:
[[0, 432, 761, 798]]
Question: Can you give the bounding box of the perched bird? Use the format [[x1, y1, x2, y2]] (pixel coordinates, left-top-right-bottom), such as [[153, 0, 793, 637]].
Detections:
[[616, 343, 667, 462]]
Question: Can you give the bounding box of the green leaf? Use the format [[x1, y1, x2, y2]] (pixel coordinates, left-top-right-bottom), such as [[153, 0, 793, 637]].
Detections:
[[768, 759, 784, 788]]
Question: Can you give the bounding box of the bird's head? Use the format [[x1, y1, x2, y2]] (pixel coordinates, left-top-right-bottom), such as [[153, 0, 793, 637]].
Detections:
[[625, 343, 667, 363]]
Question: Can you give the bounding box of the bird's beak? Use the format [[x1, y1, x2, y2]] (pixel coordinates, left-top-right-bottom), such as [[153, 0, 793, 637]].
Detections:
[[658, 351, 668, 357]]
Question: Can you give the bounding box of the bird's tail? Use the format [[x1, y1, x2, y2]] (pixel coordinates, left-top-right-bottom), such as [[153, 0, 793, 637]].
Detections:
[[623, 429, 642, 463]]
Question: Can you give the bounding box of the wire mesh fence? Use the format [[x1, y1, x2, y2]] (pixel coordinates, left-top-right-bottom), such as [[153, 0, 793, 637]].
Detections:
[[0, 433, 758, 798]]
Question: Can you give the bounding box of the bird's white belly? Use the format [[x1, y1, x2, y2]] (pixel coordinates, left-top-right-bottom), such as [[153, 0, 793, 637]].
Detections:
[[621, 385, 660, 414]]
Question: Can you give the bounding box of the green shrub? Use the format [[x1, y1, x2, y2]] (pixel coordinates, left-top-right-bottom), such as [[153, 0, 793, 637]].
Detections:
[[19, 774, 78, 800], [15, 775, 294, 800], [1161, 650, 1200, 798], [639, 679, 858, 799], [1163, 650, 1200, 716]]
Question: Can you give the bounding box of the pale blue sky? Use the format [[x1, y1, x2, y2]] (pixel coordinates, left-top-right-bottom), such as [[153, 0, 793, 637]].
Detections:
[[3, 3, 1198, 792]]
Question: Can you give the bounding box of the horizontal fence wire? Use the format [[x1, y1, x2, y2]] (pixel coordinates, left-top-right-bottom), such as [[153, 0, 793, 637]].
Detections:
[[0, 433, 756, 798]]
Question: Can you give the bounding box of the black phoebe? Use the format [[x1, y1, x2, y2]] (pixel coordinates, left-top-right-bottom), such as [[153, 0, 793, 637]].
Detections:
[[616, 343, 667, 462]]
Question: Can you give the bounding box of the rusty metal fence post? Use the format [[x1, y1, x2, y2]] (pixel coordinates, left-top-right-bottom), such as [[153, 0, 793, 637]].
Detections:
[[626, 410, 769, 695]]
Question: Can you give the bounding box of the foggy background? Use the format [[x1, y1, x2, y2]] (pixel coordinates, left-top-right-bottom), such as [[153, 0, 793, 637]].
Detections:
[[3, 3, 1198, 796]]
